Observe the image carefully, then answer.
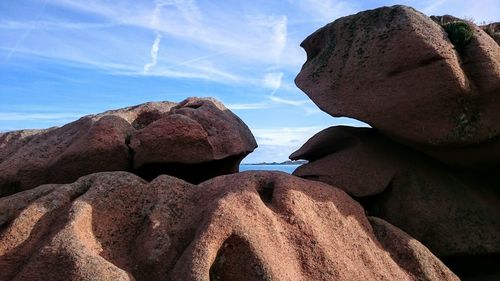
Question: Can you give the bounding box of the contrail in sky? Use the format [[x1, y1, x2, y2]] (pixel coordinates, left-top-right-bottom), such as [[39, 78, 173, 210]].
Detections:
[[5, 0, 48, 62], [143, 32, 162, 73]]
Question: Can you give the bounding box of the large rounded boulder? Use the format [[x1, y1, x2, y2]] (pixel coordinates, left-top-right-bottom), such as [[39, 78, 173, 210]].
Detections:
[[0, 97, 257, 197], [295, 5, 500, 146]]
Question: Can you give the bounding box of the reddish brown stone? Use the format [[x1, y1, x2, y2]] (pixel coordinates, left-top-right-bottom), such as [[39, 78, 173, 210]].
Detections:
[[290, 126, 404, 197], [368, 217, 461, 281], [0, 98, 256, 197], [0, 171, 457, 281], [295, 5, 500, 146], [291, 126, 500, 278], [410, 136, 500, 170], [130, 97, 256, 167], [480, 22, 499, 45]]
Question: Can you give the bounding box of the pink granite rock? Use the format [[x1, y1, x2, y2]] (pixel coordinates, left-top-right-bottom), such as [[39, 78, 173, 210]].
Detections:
[[291, 126, 500, 279], [0, 171, 457, 281], [0, 98, 256, 197], [295, 5, 500, 146]]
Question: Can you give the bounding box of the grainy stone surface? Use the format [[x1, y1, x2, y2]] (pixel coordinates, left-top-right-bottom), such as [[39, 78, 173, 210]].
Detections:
[[0, 97, 256, 197], [0, 171, 457, 281], [291, 126, 500, 265], [295, 5, 500, 146]]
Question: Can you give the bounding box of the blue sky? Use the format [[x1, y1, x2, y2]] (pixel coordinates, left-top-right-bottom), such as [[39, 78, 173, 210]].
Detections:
[[1, 0, 498, 163]]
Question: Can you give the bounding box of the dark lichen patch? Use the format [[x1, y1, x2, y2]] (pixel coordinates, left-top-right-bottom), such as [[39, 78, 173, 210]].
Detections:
[[442, 21, 474, 53], [310, 38, 336, 80], [449, 95, 481, 143], [310, 20, 361, 81]]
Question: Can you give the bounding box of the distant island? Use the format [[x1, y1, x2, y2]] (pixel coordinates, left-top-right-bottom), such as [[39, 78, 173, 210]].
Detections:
[[242, 160, 308, 165]]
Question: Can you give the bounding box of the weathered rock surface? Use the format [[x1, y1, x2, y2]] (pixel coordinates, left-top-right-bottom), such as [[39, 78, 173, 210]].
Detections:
[[367, 217, 460, 281], [291, 126, 500, 279], [0, 129, 54, 162], [481, 22, 500, 45], [0, 171, 457, 281], [290, 126, 404, 197], [295, 5, 500, 146], [0, 97, 257, 197], [411, 136, 500, 170]]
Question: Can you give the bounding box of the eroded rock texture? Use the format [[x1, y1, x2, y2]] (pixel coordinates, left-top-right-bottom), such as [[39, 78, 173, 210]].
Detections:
[[480, 22, 500, 45], [295, 5, 500, 146], [291, 126, 500, 279], [290, 5, 500, 280], [0, 171, 457, 281], [0, 97, 257, 197]]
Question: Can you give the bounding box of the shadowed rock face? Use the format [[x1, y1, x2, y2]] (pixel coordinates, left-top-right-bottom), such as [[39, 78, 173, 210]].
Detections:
[[295, 5, 500, 146], [408, 135, 500, 171], [290, 126, 500, 279], [288, 5, 500, 280], [0, 97, 257, 197], [0, 171, 458, 281], [290, 126, 405, 197]]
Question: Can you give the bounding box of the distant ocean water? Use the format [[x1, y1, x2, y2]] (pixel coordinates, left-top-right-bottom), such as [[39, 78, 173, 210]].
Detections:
[[239, 164, 299, 174]]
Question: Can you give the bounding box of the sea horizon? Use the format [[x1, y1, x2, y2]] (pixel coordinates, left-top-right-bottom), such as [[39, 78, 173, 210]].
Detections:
[[239, 164, 300, 174]]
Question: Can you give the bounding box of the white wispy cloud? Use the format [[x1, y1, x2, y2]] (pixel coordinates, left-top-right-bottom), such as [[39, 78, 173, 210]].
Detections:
[[226, 103, 270, 110], [263, 71, 313, 107], [274, 16, 287, 60], [0, 0, 304, 90], [252, 126, 324, 147], [4, 0, 48, 62], [143, 0, 167, 74], [241, 144, 298, 163], [25, 0, 263, 84], [0, 112, 86, 121], [419, 0, 499, 22], [0, 46, 138, 72], [0, 20, 117, 30], [159, 0, 201, 24], [269, 96, 313, 106], [253, 15, 288, 64], [43, 0, 293, 63], [303, 106, 322, 115], [252, 124, 368, 149], [243, 118, 370, 163], [143, 32, 162, 73], [242, 126, 325, 163], [421, 0, 448, 14], [296, 0, 358, 23], [151, 0, 164, 28], [263, 72, 283, 92]]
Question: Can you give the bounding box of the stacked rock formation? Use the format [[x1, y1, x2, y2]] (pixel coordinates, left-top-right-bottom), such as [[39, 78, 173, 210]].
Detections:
[[291, 5, 500, 280], [0, 95, 459, 280], [4, 5, 497, 281], [0, 97, 257, 197]]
